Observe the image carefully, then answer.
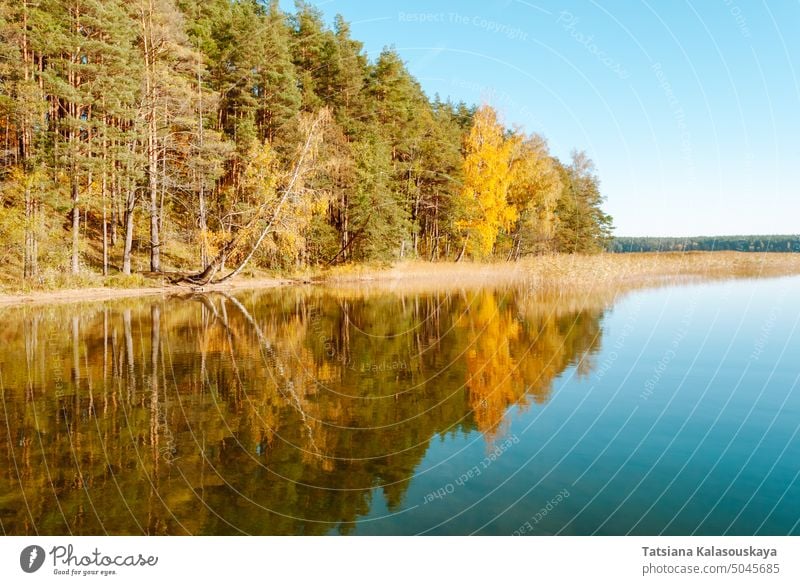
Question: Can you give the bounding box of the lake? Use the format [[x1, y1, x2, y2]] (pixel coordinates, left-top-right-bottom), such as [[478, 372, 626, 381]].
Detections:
[[1, 275, 798, 535]]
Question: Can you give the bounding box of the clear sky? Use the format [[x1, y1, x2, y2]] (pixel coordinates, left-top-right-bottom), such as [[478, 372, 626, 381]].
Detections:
[[281, 0, 799, 237]]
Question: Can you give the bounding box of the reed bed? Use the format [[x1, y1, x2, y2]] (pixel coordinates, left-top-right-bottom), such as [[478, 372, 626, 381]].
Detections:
[[317, 252, 800, 292]]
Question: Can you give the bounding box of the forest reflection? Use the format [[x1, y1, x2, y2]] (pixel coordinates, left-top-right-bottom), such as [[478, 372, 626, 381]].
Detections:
[[0, 284, 611, 534]]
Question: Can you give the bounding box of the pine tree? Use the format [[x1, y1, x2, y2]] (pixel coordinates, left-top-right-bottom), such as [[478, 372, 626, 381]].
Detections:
[[134, 0, 201, 272], [0, 0, 52, 279], [368, 48, 430, 259], [81, 0, 140, 275], [328, 15, 368, 135], [412, 98, 464, 260], [290, 0, 329, 111], [348, 134, 408, 261], [553, 151, 614, 253], [257, 1, 301, 148]]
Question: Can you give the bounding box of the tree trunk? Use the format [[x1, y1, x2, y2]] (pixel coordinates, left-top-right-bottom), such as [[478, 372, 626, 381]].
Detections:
[[455, 235, 469, 263], [102, 204, 108, 275], [341, 193, 349, 262], [122, 182, 135, 275], [23, 183, 37, 280], [148, 122, 160, 272], [197, 71, 208, 267], [326, 212, 372, 266], [198, 184, 208, 267], [159, 145, 166, 236], [102, 128, 109, 276], [71, 175, 80, 274], [110, 148, 118, 247], [69, 3, 81, 276], [506, 230, 520, 262], [143, 0, 160, 273]]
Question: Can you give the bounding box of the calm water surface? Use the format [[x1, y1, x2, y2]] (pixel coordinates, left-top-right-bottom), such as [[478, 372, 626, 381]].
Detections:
[[1, 276, 798, 535]]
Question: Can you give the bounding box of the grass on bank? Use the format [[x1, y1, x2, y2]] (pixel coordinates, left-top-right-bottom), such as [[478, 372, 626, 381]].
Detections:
[[1, 251, 799, 304], [314, 252, 800, 288]]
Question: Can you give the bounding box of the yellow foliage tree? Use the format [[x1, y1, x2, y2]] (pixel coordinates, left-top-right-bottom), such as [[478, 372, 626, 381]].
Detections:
[[454, 104, 517, 259], [507, 133, 563, 258]]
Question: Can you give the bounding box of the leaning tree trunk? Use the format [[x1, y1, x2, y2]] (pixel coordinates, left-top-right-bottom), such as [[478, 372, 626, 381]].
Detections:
[[455, 235, 469, 263], [178, 110, 329, 286]]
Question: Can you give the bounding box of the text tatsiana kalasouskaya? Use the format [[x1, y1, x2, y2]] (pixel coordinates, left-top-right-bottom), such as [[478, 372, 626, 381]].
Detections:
[[642, 547, 777, 560]]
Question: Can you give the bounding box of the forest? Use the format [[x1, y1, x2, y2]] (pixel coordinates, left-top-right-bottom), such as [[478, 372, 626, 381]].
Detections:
[[0, 0, 613, 288]]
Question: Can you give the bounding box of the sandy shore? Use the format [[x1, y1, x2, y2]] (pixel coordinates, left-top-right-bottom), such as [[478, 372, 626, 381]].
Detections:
[[0, 277, 288, 307]]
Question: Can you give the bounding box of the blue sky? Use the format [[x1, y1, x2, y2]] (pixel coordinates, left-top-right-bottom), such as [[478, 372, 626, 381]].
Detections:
[[281, 0, 799, 237]]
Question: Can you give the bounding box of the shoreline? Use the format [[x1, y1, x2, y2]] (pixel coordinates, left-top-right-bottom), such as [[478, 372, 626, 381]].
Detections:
[[0, 277, 289, 308], [1, 252, 799, 308]]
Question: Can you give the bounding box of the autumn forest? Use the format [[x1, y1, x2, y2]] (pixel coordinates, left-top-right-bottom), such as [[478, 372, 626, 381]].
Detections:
[[0, 0, 613, 289]]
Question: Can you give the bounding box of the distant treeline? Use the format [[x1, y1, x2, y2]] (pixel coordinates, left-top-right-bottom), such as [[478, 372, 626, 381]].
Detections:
[[609, 235, 800, 253]]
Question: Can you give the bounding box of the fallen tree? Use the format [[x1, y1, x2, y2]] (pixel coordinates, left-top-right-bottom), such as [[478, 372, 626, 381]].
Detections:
[[175, 109, 330, 286]]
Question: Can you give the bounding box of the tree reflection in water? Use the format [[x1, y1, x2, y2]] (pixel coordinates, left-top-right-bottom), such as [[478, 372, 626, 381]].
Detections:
[[0, 284, 611, 534]]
